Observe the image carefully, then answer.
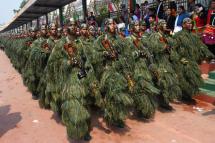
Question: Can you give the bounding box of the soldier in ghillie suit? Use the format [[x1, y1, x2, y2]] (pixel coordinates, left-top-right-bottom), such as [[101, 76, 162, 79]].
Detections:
[[57, 21, 92, 141], [77, 24, 102, 107], [126, 20, 160, 119], [172, 18, 206, 101], [22, 28, 38, 84], [145, 19, 182, 110], [38, 23, 62, 107], [46, 23, 60, 51], [174, 18, 214, 63], [93, 18, 133, 127], [16, 29, 37, 74], [23, 25, 50, 100]]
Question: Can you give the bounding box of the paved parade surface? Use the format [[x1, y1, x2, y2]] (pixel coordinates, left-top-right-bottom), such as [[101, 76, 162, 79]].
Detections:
[[0, 50, 215, 143]]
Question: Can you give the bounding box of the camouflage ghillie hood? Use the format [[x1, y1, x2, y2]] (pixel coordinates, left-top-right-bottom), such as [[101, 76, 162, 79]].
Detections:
[[173, 30, 214, 63]]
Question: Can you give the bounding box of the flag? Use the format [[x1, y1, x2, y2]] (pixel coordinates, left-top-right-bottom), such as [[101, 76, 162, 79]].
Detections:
[[108, 2, 117, 12], [129, 0, 136, 12]]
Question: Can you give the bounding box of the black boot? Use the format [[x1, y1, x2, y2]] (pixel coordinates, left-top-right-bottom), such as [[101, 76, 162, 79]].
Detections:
[[83, 133, 92, 141], [32, 94, 38, 100]]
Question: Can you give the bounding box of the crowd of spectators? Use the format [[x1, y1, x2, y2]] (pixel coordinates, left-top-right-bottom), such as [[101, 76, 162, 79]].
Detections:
[[78, 0, 215, 55], [119, 0, 215, 55]]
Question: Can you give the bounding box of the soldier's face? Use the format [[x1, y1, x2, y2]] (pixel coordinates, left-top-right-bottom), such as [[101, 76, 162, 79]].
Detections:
[[70, 24, 76, 31], [134, 24, 140, 32], [67, 47, 74, 56], [31, 32, 36, 37], [36, 32, 41, 37], [51, 27, 57, 35], [81, 28, 87, 35], [183, 21, 193, 30], [161, 23, 167, 30], [76, 28, 80, 35], [89, 28, 95, 35], [140, 25, 146, 31], [41, 29, 47, 36], [108, 22, 115, 33], [63, 28, 68, 36]]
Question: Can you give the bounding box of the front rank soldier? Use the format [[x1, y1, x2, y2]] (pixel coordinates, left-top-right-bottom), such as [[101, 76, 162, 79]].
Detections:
[[93, 18, 133, 128], [40, 23, 65, 110], [146, 19, 182, 110], [44, 23, 60, 53], [78, 24, 103, 108], [60, 20, 92, 141], [173, 18, 211, 101], [126, 20, 160, 119], [17, 27, 38, 74], [25, 25, 50, 100]]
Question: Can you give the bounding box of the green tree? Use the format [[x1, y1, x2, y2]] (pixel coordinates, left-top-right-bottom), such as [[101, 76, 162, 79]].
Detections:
[[20, 0, 29, 9], [111, 0, 121, 21]]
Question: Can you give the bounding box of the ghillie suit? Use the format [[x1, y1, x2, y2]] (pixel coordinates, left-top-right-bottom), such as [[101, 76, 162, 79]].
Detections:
[[39, 36, 68, 111], [5, 38, 27, 71], [144, 32, 182, 109], [37, 36, 59, 107], [16, 37, 34, 74], [22, 37, 49, 97], [172, 30, 206, 100], [125, 32, 160, 119], [93, 33, 133, 127], [173, 29, 214, 63], [22, 38, 40, 86], [77, 35, 102, 108], [60, 38, 91, 140]]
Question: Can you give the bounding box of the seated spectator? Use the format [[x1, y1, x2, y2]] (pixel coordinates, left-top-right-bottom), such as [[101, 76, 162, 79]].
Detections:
[[206, 0, 215, 27], [188, 0, 196, 14], [88, 12, 96, 21], [156, 0, 164, 19], [144, 7, 156, 29], [169, 0, 177, 16], [164, 8, 176, 31], [192, 3, 207, 33], [148, 14, 156, 32], [174, 5, 189, 33], [87, 12, 98, 27], [140, 1, 149, 21], [130, 10, 138, 21], [120, 4, 129, 28], [134, 4, 141, 20]]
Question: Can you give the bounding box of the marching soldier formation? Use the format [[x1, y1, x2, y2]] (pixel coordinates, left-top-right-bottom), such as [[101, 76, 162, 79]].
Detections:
[[0, 17, 214, 140]]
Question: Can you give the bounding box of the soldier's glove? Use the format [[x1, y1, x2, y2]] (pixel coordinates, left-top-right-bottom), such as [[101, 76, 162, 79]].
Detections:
[[180, 58, 189, 65], [139, 50, 147, 58], [78, 69, 87, 80], [103, 51, 111, 59], [71, 57, 79, 67]]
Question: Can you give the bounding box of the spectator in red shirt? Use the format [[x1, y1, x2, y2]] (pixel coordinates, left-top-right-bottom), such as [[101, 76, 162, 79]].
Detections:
[[193, 3, 207, 33]]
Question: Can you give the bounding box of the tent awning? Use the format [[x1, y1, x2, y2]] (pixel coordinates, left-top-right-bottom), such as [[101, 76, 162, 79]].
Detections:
[[0, 0, 76, 32]]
